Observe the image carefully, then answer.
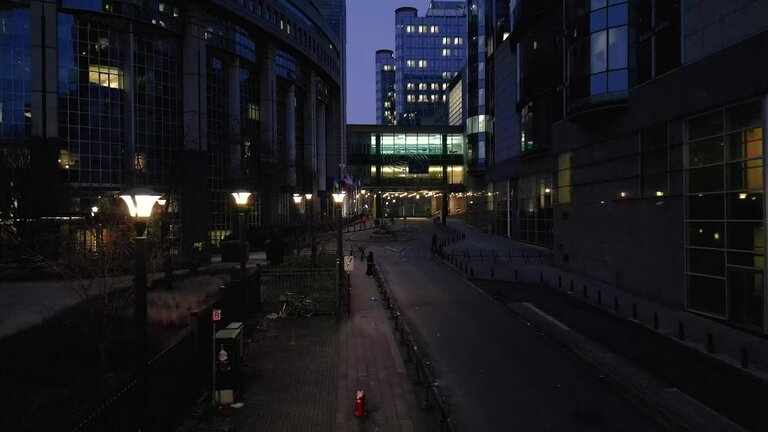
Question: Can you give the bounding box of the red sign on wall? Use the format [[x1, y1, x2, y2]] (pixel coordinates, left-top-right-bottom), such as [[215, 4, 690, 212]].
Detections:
[[212, 309, 222, 322]]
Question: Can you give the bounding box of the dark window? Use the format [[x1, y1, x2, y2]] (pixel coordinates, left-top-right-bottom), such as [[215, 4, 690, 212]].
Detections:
[[635, 0, 680, 83]]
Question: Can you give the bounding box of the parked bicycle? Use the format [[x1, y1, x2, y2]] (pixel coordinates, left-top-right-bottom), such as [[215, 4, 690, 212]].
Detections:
[[280, 292, 316, 317]]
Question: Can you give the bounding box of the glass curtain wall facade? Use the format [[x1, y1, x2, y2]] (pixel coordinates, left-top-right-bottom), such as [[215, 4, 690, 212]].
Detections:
[[376, 50, 396, 125], [394, 2, 467, 126], [0, 9, 30, 149], [347, 125, 465, 190], [2, 0, 345, 258], [684, 99, 765, 330], [466, 0, 492, 172]]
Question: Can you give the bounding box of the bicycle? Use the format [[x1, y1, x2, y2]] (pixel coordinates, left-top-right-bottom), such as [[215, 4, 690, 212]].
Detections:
[[279, 292, 316, 317]]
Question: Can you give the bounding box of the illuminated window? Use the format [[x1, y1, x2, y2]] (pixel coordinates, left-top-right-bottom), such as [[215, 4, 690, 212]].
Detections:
[[418, 60, 428, 68], [247, 103, 259, 120], [431, 25, 439, 33], [442, 48, 451, 57], [406, 82, 415, 90], [418, 25, 426, 33], [442, 37, 450, 45], [454, 37, 463, 45], [418, 83, 427, 90], [406, 60, 415, 67], [406, 25, 414, 33], [88, 65, 123, 89]]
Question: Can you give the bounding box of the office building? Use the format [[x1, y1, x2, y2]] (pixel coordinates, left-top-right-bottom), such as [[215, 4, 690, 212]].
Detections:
[[375, 49, 396, 125], [391, 1, 467, 126], [0, 0, 345, 261], [490, 0, 768, 333]]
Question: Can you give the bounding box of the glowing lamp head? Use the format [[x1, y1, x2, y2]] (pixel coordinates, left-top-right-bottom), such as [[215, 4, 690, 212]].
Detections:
[[292, 193, 302, 204], [120, 188, 161, 218], [231, 190, 252, 207], [304, 193, 313, 200], [332, 192, 346, 204]]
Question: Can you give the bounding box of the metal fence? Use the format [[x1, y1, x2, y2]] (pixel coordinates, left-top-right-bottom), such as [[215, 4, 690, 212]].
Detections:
[[259, 267, 339, 315], [70, 328, 199, 432]]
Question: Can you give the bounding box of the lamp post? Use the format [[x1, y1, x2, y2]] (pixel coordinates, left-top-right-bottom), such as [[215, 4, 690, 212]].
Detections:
[[231, 190, 251, 280], [119, 188, 160, 429], [332, 191, 345, 313]]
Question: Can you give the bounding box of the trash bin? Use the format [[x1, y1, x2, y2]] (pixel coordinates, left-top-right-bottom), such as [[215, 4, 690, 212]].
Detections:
[[215, 326, 243, 405]]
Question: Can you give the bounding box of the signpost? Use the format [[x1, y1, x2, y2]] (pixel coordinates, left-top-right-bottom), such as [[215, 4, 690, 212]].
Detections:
[[212, 309, 221, 405], [343, 255, 355, 272]]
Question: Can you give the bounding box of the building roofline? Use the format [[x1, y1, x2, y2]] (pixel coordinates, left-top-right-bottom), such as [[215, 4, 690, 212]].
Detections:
[[395, 6, 418, 14]]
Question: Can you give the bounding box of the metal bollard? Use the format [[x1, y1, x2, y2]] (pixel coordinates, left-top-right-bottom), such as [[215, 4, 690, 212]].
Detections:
[[653, 311, 659, 330], [400, 327, 406, 344], [632, 303, 638, 321], [706, 334, 714, 353], [570, 279, 574, 293], [583, 284, 588, 299], [678, 321, 685, 341], [413, 354, 423, 384], [539, 271, 543, 283], [470, 266, 474, 277], [597, 290, 602, 305], [613, 297, 619, 312], [421, 382, 432, 410], [491, 267, 494, 279], [741, 347, 749, 369], [558, 274, 562, 288], [515, 269, 519, 282]]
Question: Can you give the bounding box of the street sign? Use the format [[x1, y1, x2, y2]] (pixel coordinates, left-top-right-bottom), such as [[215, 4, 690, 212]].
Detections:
[[212, 309, 222, 322], [344, 255, 355, 272]]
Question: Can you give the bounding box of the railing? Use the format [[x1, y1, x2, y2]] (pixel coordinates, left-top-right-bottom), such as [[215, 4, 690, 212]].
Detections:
[[372, 263, 458, 431]]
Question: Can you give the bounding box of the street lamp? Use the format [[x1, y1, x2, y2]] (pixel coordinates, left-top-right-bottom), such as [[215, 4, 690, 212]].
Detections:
[[119, 188, 160, 429], [332, 191, 345, 313], [231, 190, 251, 280]]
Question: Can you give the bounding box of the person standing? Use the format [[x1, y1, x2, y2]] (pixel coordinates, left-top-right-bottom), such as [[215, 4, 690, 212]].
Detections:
[[366, 251, 374, 277]]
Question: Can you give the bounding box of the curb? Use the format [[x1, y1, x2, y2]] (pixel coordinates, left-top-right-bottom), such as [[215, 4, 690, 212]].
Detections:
[[508, 302, 748, 432]]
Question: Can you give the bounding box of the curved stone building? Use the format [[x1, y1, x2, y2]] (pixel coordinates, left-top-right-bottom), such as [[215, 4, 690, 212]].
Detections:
[[0, 0, 345, 257]]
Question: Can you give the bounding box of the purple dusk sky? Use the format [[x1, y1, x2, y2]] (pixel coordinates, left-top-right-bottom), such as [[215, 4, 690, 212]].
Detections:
[[345, 0, 431, 125]]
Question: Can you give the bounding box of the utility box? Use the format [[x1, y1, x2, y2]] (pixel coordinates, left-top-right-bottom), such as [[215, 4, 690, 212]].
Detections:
[[215, 326, 243, 405], [225, 321, 245, 356]]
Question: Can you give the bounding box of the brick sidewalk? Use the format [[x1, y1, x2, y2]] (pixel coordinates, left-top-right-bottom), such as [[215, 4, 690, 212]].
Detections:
[[221, 261, 433, 432]]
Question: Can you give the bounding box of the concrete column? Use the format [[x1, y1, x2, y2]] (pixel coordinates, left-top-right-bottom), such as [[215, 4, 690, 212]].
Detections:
[[304, 75, 318, 212], [316, 102, 327, 192], [180, 5, 209, 261], [27, 0, 61, 217], [182, 5, 207, 151], [228, 58, 242, 183], [120, 27, 136, 183], [30, 0, 58, 139], [442, 192, 449, 225], [286, 83, 297, 188], [259, 44, 279, 225]]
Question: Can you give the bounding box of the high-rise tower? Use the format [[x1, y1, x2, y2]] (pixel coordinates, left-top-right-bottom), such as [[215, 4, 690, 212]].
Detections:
[[375, 50, 397, 125], [392, 1, 467, 126]]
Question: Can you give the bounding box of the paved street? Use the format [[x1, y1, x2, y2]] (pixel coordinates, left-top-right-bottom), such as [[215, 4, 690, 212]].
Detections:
[[368, 220, 664, 431]]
